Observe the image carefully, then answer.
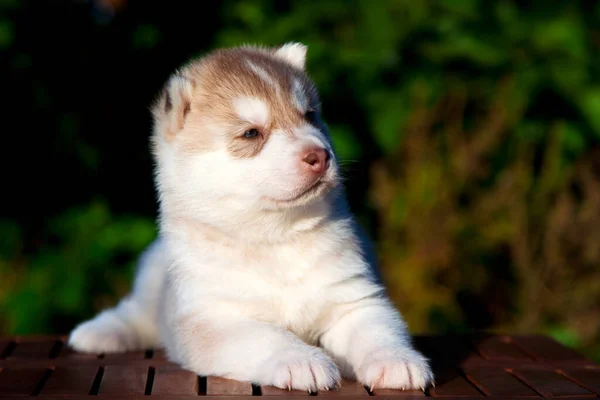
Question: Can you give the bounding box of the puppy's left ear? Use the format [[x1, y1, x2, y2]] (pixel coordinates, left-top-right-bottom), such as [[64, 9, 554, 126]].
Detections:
[[151, 73, 194, 139], [273, 42, 307, 70]]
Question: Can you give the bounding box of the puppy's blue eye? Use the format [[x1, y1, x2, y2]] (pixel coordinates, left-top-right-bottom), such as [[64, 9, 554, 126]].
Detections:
[[243, 129, 260, 139]]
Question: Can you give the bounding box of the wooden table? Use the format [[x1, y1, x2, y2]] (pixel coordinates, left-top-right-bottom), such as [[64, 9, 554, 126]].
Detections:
[[0, 334, 598, 399]]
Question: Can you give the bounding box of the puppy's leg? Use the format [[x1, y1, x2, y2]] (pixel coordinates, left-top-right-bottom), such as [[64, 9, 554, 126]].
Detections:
[[68, 239, 166, 353], [171, 316, 341, 391], [320, 298, 433, 391]]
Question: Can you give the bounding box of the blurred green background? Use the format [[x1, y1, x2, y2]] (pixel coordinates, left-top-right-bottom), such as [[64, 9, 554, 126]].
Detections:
[[1, 0, 599, 361]]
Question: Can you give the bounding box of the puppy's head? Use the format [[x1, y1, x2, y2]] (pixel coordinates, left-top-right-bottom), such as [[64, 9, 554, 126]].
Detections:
[[152, 43, 340, 229]]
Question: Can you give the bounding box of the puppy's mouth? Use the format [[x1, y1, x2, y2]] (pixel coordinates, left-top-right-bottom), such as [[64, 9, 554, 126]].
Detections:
[[267, 178, 332, 205]]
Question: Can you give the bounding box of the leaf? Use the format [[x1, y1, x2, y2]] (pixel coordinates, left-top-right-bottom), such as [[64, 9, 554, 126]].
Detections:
[[0, 19, 13, 49], [368, 91, 410, 154], [329, 125, 362, 161], [580, 88, 600, 138]]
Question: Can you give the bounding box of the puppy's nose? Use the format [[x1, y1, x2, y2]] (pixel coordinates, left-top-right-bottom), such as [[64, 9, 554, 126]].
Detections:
[[302, 147, 330, 174]]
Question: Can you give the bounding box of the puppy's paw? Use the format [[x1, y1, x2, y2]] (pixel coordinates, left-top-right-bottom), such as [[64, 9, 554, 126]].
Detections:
[[260, 346, 341, 392], [357, 348, 433, 391], [68, 317, 133, 353]]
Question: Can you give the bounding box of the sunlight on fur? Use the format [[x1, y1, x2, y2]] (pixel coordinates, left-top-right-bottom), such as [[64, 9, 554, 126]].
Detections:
[[68, 42, 434, 392]]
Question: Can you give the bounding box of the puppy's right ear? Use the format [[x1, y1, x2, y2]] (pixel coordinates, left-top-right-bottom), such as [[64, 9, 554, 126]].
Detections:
[[151, 73, 194, 139]]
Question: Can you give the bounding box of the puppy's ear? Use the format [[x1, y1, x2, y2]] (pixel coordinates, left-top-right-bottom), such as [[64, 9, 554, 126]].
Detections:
[[151, 73, 194, 139], [273, 42, 307, 70]]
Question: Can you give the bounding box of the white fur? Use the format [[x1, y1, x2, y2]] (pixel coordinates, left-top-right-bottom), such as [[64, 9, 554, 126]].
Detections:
[[69, 44, 433, 392], [274, 42, 307, 69], [233, 96, 269, 126]]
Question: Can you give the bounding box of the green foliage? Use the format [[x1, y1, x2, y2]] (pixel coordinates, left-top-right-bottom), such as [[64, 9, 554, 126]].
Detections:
[[0, 203, 156, 334], [0, 19, 13, 49]]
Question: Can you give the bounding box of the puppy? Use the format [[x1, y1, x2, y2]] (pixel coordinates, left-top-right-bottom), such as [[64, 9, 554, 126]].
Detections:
[[69, 43, 434, 392]]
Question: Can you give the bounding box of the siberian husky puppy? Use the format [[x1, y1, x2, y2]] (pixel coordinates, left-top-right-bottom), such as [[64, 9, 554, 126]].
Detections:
[[69, 43, 433, 392]]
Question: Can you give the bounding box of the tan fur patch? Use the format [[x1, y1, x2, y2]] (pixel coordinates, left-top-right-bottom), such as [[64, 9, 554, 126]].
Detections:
[[153, 46, 321, 158], [176, 110, 217, 153], [227, 134, 266, 158]]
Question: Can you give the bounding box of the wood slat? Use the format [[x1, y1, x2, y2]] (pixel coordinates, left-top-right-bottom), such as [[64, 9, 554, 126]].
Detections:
[[102, 350, 149, 362], [98, 366, 149, 395], [9, 340, 59, 359], [42, 366, 99, 395], [428, 369, 483, 397], [511, 368, 595, 398], [150, 349, 168, 361], [372, 388, 425, 397], [511, 336, 587, 361], [416, 335, 482, 368], [464, 367, 539, 397], [56, 346, 101, 361], [319, 379, 369, 396], [470, 335, 533, 361], [261, 385, 310, 396], [415, 337, 483, 397], [559, 368, 600, 396], [206, 376, 253, 395], [0, 340, 13, 359], [151, 365, 198, 395], [0, 368, 49, 396]]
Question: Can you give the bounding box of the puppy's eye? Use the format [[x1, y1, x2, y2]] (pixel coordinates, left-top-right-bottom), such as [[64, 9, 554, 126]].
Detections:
[[243, 128, 260, 139], [305, 109, 318, 124]]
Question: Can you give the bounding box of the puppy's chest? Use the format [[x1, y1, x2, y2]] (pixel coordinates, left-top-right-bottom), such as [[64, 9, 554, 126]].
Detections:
[[218, 243, 338, 334]]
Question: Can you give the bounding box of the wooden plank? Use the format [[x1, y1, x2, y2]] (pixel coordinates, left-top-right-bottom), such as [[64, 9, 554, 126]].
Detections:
[[151, 365, 198, 395], [511, 335, 587, 361], [464, 367, 538, 397], [206, 376, 253, 395], [56, 346, 101, 361], [151, 349, 168, 361], [559, 368, 600, 395], [428, 368, 483, 397], [415, 335, 482, 368], [0, 368, 49, 396], [98, 366, 148, 395], [512, 368, 595, 398], [470, 335, 533, 361], [372, 388, 424, 396], [42, 366, 99, 395], [102, 350, 149, 362], [0, 340, 13, 359], [9, 340, 59, 359], [413, 337, 483, 397], [320, 379, 369, 396], [0, 395, 414, 400], [261, 385, 310, 396]]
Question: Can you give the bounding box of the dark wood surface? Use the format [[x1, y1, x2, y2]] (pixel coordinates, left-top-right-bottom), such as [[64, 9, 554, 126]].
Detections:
[[0, 334, 598, 399]]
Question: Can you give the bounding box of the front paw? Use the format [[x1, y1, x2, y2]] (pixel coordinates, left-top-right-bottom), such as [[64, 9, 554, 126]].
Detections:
[[68, 319, 132, 353], [259, 346, 341, 392], [357, 348, 433, 391]]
